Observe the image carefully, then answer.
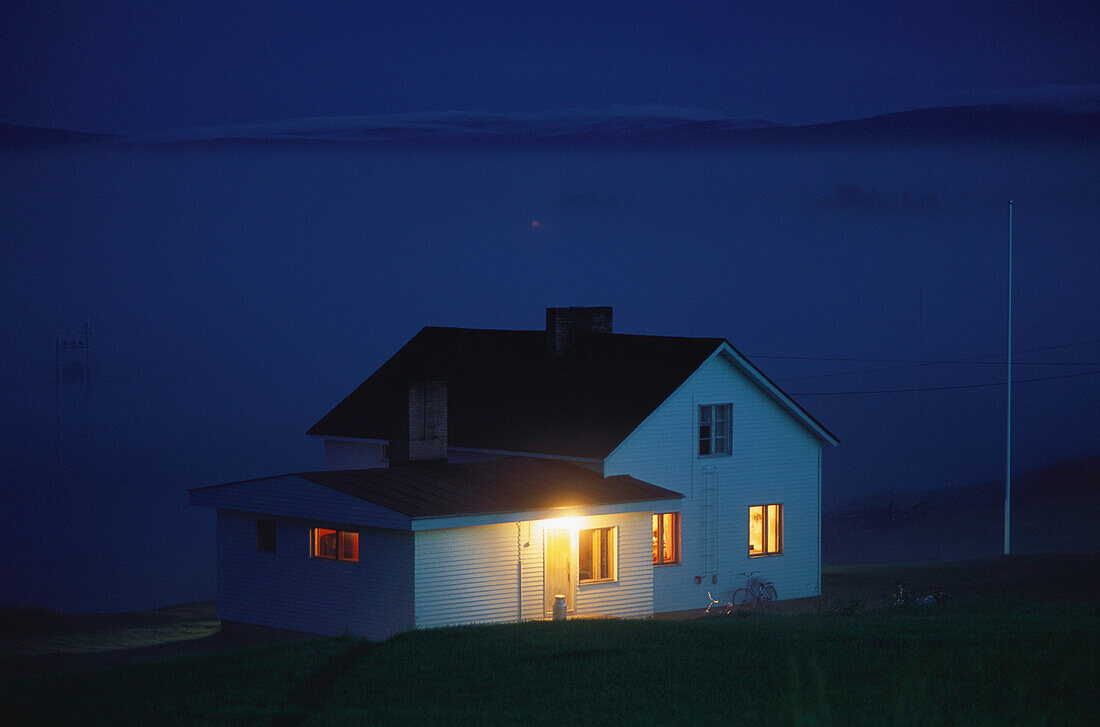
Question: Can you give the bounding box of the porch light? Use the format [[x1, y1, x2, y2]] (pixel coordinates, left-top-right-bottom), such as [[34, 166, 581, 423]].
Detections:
[[543, 516, 582, 531]]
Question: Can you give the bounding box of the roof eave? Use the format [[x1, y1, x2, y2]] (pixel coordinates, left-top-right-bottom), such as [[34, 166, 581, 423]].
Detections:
[[409, 494, 686, 531], [716, 342, 839, 446]]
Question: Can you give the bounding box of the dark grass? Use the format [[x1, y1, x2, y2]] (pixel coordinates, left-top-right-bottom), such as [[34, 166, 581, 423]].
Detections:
[[305, 605, 1097, 726], [0, 638, 355, 726], [2, 555, 1096, 726], [819, 553, 1100, 610]]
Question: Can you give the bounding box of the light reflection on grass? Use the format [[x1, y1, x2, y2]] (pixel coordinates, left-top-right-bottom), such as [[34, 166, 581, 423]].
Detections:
[[3, 620, 221, 656]]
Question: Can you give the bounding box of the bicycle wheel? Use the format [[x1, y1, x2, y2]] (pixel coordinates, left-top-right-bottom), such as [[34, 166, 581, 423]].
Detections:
[[759, 584, 778, 610], [731, 588, 755, 610]]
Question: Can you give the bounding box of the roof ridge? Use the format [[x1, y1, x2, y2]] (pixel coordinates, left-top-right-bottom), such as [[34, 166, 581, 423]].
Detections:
[[418, 325, 726, 342], [419, 325, 543, 334]]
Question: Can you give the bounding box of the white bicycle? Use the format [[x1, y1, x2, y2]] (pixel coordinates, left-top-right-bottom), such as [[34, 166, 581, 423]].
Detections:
[[707, 571, 778, 614]]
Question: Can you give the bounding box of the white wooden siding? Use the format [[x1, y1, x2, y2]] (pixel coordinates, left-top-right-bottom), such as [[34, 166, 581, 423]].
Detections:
[[414, 522, 520, 628], [605, 350, 823, 612], [413, 512, 653, 629], [216, 510, 413, 639], [573, 512, 654, 618]]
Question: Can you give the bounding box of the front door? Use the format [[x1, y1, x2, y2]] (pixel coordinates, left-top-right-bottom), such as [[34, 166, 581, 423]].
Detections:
[[544, 528, 574, 615]]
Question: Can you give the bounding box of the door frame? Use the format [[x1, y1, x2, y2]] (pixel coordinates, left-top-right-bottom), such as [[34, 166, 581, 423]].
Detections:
[[543, 527, 576, 615]]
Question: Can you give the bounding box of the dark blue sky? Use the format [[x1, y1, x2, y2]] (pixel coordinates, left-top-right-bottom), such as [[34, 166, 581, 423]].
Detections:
[[2, 1, 1097, 133]]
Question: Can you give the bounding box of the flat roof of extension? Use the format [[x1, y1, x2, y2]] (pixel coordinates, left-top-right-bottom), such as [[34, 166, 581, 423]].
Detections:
[[192, 456, 683, 520]]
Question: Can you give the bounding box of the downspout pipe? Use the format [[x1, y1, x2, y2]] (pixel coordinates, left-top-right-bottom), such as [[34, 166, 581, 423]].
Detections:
[[517, 522, 522, 622]]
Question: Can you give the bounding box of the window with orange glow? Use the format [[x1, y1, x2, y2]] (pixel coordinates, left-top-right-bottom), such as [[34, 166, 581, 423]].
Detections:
[[749, 504, 782, 557], [579, 527, 616, 582], [339, 530, 359, 561], [311, 527, 359, 562], [652, 512, 680, 565]]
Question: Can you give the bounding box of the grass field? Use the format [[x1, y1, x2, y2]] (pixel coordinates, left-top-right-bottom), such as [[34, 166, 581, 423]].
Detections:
[[1, 554, 1096, 726]]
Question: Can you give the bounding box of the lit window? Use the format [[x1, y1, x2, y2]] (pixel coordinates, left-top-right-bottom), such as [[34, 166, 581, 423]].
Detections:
[[339, 530, 359, 561], [749, 504, 783, 557], [256, 519, 277, 553], [652, 512, 680, 565], [579, 527, 616, 582], [699, 404, 731, 456], [311, 528, 359, 562]]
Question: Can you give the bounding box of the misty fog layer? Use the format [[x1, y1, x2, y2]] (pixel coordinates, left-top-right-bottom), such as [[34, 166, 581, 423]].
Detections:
[[2, 137, 1097, 611]]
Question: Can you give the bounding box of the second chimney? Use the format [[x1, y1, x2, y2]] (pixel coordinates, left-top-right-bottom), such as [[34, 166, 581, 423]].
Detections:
[[546, 306, 612, 356], [389, 381, 447, 466]]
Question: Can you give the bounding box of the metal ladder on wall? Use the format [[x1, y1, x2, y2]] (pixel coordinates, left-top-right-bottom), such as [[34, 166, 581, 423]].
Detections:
[[699, 468, 719, 581]]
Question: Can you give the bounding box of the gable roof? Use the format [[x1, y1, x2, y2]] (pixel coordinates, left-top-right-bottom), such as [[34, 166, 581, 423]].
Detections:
[[308, 326, 835, 458], [192, 457, 683, 521]]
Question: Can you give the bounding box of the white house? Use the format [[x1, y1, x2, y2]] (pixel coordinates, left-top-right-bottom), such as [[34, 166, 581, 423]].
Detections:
[[190, 307, 837, 638]]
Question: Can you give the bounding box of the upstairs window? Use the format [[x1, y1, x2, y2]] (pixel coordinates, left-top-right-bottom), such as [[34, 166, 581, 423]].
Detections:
[[256, 519, 277, 553], [311, 528, 359, 562], [749, 504, 783, 557], [579, 527, 616, 582], [652, 512, 680, 565], [699, 404, 731, 456]]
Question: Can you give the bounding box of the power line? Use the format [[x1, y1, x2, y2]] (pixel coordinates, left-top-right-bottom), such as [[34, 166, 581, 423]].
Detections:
[[10, 337, 1099, 393], [765, 338, 1100, 382], [779, 359, 1099, 383], [792, 368, 1100, 396], [752, 337, 1100, 365]]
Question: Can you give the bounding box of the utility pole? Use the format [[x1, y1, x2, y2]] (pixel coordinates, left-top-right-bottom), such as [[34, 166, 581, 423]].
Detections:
[[82, 320, 91, 392], [1004, 201, 1013, 555], [55, 335, 61, 481]]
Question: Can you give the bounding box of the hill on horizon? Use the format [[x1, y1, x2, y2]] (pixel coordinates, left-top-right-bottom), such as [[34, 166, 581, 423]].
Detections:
[[4, 99, 1098, 151], [824, 457, 1100, 566]]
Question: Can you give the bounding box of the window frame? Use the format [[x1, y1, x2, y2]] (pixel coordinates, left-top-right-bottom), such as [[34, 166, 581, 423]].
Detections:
[[652, 512, 681, 566], [310, 527, 360, 563], [578, 526, 617, 584], [256, 518, 277, 553], [698, 403, 732, 457], [748, 504, 783, 557]]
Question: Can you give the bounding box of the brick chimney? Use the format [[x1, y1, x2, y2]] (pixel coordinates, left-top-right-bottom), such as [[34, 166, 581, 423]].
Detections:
[[389, 381, 448, 466], [546, 306, 612, 356]]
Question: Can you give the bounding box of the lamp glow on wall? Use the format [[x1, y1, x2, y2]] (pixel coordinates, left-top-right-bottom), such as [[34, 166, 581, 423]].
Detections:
[[543, 516, 582, 531]]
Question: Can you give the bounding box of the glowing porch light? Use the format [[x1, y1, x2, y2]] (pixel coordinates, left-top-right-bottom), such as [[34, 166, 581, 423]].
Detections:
[[542, 516, 581, 530]]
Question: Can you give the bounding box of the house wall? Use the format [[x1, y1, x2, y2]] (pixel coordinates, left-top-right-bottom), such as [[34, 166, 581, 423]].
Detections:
[[216, 509, 414, 639], [321, 438, 600, 471], [572, 512, 654, 618], [322, 439, 516, 470], [413, 512, 653, 629], [605, 351, 822, 613], [323, 439, 387, 470]]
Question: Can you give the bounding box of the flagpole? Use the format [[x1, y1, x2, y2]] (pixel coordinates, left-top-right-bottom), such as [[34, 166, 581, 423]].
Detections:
[[1004, 200, 1013, 555]]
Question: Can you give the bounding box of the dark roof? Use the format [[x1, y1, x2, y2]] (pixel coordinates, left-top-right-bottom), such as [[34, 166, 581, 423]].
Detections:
[[309, 327, 724, 458], [200, 457, 683, 519]]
